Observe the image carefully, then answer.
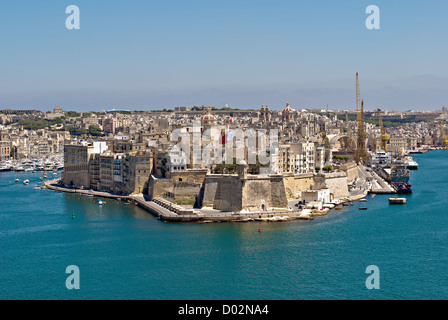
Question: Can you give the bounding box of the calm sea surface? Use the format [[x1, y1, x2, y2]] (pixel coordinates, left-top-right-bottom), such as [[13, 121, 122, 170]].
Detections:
[[1, 150, 447, 300]]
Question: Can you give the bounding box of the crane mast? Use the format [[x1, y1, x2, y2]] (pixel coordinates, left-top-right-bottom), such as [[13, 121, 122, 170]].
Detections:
[[355, 73, 367, 164]]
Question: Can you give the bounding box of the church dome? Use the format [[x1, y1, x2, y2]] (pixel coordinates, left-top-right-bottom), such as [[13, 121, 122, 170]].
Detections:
[[283, 102, 294, 112], [201, 114, 216, 120]]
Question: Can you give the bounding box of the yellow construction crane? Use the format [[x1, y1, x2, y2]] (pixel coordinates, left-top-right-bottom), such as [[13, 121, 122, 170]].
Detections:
[[377, 107, 390, 152], [440, 122, 448, 148]]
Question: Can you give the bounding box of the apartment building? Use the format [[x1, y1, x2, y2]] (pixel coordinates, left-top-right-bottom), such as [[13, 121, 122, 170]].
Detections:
[[0, 130, 11, 160], [278, 141, 316, 174], [388, 136, 407, 157], [122, 151, 153, 194]]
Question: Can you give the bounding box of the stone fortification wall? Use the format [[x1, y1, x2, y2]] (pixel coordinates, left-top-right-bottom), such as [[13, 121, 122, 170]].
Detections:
[[282, 173, 314, 199], [147, 175, 175, 199], [339, 162, 359, 182], [202, 175, 243, 211], [202, 174, 288, 212], [148, 170, 206, 200], [62, 171, 90, 189], [150, 169, 349, 211], [170, 169, 207, 184], [172, 181, 201, 199], [313, 172, 349, 198]]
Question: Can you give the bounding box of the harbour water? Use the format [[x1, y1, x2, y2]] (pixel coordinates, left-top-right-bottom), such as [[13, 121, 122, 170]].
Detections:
[[1, 150, 447, 300]]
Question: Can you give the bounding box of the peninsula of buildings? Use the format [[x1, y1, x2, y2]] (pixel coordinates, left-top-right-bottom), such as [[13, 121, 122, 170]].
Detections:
[[2, 89, 448, 222]]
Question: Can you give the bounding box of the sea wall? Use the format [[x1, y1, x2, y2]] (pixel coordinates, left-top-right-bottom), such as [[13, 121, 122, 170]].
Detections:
[[62, 170, 90, 189], [151, 169, 350, 210], [202, 174, 288, 212], [147, 175, 174, 199], [202, 175, 243, 211], [148, 170, 206, 200]]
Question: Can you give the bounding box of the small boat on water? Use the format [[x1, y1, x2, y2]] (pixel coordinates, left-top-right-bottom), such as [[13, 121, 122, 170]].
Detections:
[[33, 186, 41, 190], [359, 207, 368, 210], [15, 178, 19, 182], [342, 202, 353, 206], [335, 207, 342, 210], [23, 179, 29, 185], [389, 197, 407, 204], [359, 199, 368, 202], [371, 194, 376, 198], [98, 200, 103, 205]]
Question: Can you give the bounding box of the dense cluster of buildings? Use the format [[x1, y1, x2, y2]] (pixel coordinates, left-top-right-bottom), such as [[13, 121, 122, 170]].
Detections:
[[1, 104, 447, 210], [0, 127, 68, 160]]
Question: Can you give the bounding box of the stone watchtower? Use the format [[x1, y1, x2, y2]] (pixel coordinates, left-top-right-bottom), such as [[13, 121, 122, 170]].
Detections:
[[237, 159, 248, 180]]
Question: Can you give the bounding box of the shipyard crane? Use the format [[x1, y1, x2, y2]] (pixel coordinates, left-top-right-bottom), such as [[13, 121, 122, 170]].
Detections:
[[355, 73, 367, 164], [440, 122, 448, 148], [377, 107, 390, 152]]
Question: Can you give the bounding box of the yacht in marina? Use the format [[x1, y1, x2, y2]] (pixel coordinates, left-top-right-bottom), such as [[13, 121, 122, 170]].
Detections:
[[404, 156, 419, 170], [0, 163, 11, 171], [371, 150, 390, 167]]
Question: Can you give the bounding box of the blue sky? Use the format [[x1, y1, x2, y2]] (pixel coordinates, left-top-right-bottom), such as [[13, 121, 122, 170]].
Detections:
[[0, 0, 447, 111]]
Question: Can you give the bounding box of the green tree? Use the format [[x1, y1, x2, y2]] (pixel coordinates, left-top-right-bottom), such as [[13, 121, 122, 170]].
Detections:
[[66, 111, 81, 118], [88, 125, 104, 136]]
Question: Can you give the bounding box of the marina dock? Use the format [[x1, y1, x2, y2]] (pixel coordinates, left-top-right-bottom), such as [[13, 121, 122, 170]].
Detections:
[[357, 165, 396, 194]]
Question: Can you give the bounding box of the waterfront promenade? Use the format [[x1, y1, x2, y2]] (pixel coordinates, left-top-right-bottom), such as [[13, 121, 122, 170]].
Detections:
[[43, 179, 318, 223]]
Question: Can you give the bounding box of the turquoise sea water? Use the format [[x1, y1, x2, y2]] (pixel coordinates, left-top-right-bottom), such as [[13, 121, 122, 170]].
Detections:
[[1, 150, 448, 300]]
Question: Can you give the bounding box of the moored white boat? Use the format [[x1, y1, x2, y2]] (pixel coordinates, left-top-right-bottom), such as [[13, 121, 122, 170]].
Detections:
[[405, 157, 419, 170]]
